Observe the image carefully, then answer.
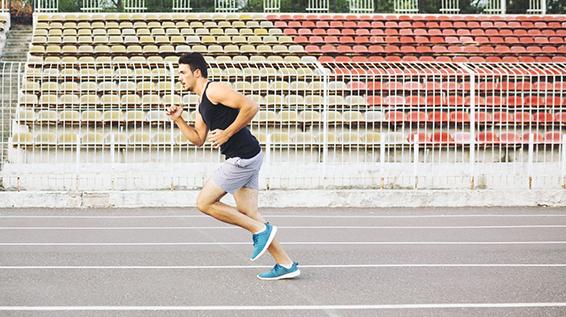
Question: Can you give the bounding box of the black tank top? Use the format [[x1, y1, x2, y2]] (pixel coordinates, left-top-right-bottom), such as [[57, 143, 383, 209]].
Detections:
[[198, 82, 261, 159]]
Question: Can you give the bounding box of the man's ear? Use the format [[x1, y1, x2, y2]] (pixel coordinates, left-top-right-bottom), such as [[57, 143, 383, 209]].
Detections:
[[193, 69, 202, 79]]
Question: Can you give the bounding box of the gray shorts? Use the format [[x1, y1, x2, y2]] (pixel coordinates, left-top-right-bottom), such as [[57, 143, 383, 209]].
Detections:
[[212, 151, 263, 194]]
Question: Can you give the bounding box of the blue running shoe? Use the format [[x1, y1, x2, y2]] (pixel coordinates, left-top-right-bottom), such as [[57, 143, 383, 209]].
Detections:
[[250, 222, 277, 261], [257, 262, 300, 280]]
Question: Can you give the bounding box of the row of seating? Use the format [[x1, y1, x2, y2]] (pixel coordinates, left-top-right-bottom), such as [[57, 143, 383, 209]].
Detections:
[[34, 28, 282, 38], [20, 79, 565, 93], [35, 13, 274, 22], [10, 130, 565, 146], [293, 35, 566, 45], [287, 29, 566, 38], [36, 20, 276, 29], [18, 94, 566, 108], [320, 55, 566, 63], [275, 20, 566, 30], [267, 14, 566, 23], [15, 109, 566, 125], [26, 55, 310, 64]]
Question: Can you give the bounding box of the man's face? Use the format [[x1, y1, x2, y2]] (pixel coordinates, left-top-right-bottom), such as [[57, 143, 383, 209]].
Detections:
[[178, 64, 198, 92]]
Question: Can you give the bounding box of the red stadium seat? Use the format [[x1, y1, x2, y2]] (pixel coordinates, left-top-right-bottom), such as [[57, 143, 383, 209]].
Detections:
[[554, 112, 566, 123], [429, 111, 450, 123], [366, 96, 383, 106], [408, 132, 429, 144], [406, 111, 428, 123], [533, 112, 554, 123], [544, 131, 563, 144], [386, 111, 405, 123], [347, 81, 367, 90], [499, 132, 521, 144], [430, 132, 454, 144], [493, 111, 511, 123], [475, 112, 493, 123], [513, 112, 532, 123], [451, 111, 470, 123], [522, 132, 544, 144], [476, 131, 500, 144]]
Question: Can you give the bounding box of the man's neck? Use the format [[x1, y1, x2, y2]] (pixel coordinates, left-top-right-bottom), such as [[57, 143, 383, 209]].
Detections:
[[195, 79, 209, 97]]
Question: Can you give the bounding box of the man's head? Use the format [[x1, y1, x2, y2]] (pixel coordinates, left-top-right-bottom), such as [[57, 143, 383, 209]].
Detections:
[[178, 52, 208, 92]]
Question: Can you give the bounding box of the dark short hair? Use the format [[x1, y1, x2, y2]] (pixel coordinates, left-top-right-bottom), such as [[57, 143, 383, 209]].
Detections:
[[178, 52, 208, 78]]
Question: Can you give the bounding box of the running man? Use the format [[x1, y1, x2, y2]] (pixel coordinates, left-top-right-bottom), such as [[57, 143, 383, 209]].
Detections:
[[166, 52, 300, 280]]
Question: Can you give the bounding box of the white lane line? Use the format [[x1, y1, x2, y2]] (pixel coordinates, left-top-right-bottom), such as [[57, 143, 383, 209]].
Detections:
[[1, 225, 565, 230], [1, 241, 566, 246], [1, 264, 565, 269], [1, 214, 566, 219], [1, 225, 566, 230], [1, 303, 566, 311]]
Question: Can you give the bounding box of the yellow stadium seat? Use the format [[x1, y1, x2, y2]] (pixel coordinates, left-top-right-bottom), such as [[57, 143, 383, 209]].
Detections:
[[292, 132, 315, 144], [125, 111, 146, 123], [270, 132, 290, 144], [121, 95, 141, 107], [279, 110, 299, 123], [82, 132, 105, 145], [16, 109, 36, 124], [59, 110, 80, 124], [342, 111, 364, 123], [100, 95, 120, 106], [34, 132, 57, 145], [39, 95, 58, 108], [58, 132, 79, 146], [128, 132, 150, 145], [362, 132, 381, 144], [60, 95, 80, 107], [79, 94, 99, 106], [12, 132, 34, 145], [299, 111, 321, 123], [102, 110, 124, 123]]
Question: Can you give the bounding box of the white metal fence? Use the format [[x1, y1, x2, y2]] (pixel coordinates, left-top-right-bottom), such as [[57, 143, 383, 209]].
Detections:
[[3, 61, 566, 190], [348, 0, 374, 13], [263, 0, 280, 12], [306, 0, 329, 13], [393, 0, 418, 14], [34, 0, 58, 12], [527, 0, 546, 14], [483, 0, 505, 14], [172, 0, 192, 12], [440, 0, 460, 14], [215, 0, 239, 12], [123, 0, 147, 12], [80, 0, 102, 12]]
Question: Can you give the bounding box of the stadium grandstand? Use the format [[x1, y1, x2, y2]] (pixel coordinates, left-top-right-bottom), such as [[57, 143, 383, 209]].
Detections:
[[0, 0, 565, 194]]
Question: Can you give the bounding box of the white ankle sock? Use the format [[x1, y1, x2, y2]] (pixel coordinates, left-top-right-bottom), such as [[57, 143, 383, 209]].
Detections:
[[253, 224, 266, 235], [280, 262, 293, 269]]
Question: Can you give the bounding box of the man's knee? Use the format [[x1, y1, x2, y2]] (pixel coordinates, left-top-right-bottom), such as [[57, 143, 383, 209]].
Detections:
[[196, 196, 212, 214]]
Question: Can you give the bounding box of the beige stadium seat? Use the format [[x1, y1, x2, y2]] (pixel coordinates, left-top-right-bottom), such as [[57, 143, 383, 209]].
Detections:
[[121, 95, 141, 107], [147, 110, 169, 124], [224, 28, 239, 36], [41, 82, 59, 93], [342, 111, 364, 123], [79, 95, 99, 108], [304, 95, 323, 106], [269, 81, 290, 91], [215, 55, 232, 63], [240, 45, 256, 54], [288, 45, 305, 54], [266, 55, 284, 63], [59, 110, 80, 124], [362, 132, 381, 144], [45, 45, 61, 55], [385, 132, 407, 144], [249, 81, 268, 91], [58, 132, 79, 146], [340, 132, 361, 143], [265, 94, 284, 106], [151, 132, 173, 145], [182, 94, 200, 105], [290, 81, 308, 91], [147, 55, 164, 64], [21, 81, 40, 94], [117, 82, 136, 93], [324, 111, 343, 124], [101, 110, 124, 124], [278, 68, 297, 76], [345, 96, 367, 107], [201, 35, 215, 44], [224, 45, 240, 54], [248, 95, 265, 106], [98, 81, 118, 93], [253, 131, 266, 144], [210, 28, 224, 36], [252, 110, 278, 123], [239, 28, 254, 36], [285, 94, 305, 105], [105, 132, 128, 146], [128, 132, 151, 145], [94, 45, 111, 54], [112, 56, 129, 64], [137, 82, 156, 93], [77, 44, 94, 54], [144, 45, 159, 54], [292, 132, 315, 144], [82, 132, 105, 146], [242, 67, 263, 77], [130, 56, 147, 64], [233, 81, 252, 91], [61, 45, 77, 55], [299, 111, 321, 123], [272, 45, 289, 54], [39, 95, 58, 108], [208, 45, 224, 54], [279, 110, 299, 123], [231, 36, 246, 44], [16, 109, 36, 124], [364, 111, 385, 122], [269, 132, 289, 144], [317, 131, 337, 143], [125, 111, 146, 123], [60, 95, 80, 107], [247, 36, 262, 44], [232, 55, 249, 63], [162, 95, 183, 106], [100, 95, 120, 107], [142, 94, 161, 107], [34, 131, 57, 145], [12, 132, 34, 146], [329, 81, 347, 91]]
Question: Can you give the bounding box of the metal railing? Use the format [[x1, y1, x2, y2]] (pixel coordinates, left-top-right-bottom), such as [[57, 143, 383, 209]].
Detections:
[[3, 60, 566, 190]]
